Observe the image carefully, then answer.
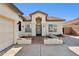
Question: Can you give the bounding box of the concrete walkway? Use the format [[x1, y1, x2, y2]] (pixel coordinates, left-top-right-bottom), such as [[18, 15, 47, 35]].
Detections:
[[66, 35, 79, 39], [32, 36, 44, 44], [0, 36, 79, 56]]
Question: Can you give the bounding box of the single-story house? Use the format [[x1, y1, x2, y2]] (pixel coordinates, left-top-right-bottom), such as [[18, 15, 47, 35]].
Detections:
[[0, 3, 23, 51], [22, 11, 65, 36], [64, 18, 79, 35]]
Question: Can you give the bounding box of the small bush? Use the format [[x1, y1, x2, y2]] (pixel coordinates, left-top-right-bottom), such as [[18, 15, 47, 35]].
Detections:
[[55, 34, 64, 37]]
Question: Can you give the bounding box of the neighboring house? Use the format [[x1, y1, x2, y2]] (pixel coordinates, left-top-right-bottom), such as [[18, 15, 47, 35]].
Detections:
[[22, 11, 65, 36], [0, 3, 23, 51], [64, 18, 79, 35]]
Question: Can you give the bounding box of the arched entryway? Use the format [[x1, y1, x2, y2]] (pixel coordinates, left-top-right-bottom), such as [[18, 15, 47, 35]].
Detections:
[[32, 17, 44, 44], [36, 17, 42, 36]]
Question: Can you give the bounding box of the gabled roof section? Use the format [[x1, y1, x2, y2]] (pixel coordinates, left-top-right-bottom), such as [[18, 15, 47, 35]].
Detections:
[[29, 11, 48, 16], [24, 11, 65, 22]]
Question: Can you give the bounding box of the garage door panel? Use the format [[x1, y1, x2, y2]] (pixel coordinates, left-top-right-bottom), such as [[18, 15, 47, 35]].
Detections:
[[0, 44, 4, 51], [0, 32, 13, 42], [0, 18, 14, 51]]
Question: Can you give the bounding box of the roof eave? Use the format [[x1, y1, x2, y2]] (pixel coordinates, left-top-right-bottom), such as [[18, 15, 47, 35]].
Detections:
[[6, 3, 23, 15], [29, 11, 48, 16]]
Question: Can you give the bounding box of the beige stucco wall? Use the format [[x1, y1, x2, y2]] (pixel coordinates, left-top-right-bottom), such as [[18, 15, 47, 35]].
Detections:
[[21, 22, 31, 36], [0, 4, 23, 44]]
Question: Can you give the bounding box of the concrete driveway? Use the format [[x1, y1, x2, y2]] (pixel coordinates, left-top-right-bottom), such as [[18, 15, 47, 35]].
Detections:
[[0, 36, 79, 56]]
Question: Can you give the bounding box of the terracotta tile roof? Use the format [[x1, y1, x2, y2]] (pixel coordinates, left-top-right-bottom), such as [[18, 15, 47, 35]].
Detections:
[[24, 16, 31, 20], [23, 16, 65, 21], [65, 17, 79, 25], [23, 16, 31, 21], [29, 10, 48, 16], [47, 16, 65, 21]]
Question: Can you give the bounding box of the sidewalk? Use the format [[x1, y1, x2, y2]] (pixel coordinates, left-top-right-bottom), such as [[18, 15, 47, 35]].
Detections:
[[65, 35, 79, 39]]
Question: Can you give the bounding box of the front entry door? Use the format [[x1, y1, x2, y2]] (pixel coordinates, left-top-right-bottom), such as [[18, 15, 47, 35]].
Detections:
[[36, 25, 42, 36], [36, 17, 42, 36]]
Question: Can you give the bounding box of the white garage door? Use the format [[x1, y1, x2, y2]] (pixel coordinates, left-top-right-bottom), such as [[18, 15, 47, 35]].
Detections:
[[0, 18, 14, 51]]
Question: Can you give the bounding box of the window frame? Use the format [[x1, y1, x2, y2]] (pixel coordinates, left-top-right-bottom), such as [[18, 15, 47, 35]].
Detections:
[[48, 24, 57, 32]]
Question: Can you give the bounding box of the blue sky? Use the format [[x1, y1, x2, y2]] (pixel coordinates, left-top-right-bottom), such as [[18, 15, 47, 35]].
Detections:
[[14, 3, 79, 21]]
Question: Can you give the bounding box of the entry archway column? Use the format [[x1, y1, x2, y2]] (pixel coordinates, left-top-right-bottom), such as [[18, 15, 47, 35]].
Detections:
[[31, 23, 36, 36], [42, 23, 46, 36]]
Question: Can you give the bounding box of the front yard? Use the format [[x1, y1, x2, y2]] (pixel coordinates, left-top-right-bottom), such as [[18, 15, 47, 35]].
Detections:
[[0, 36, 79, 56]]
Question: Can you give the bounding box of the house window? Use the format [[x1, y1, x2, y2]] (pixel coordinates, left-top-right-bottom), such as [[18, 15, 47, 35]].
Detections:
[[17, 21, 21, 31], [48, 24, 57, 32], [25, 24, 31, 32]]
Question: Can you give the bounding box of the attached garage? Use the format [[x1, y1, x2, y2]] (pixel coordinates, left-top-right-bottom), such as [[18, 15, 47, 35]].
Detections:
[[0, 17, 14, 51], [0, 4, 23, 51]]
